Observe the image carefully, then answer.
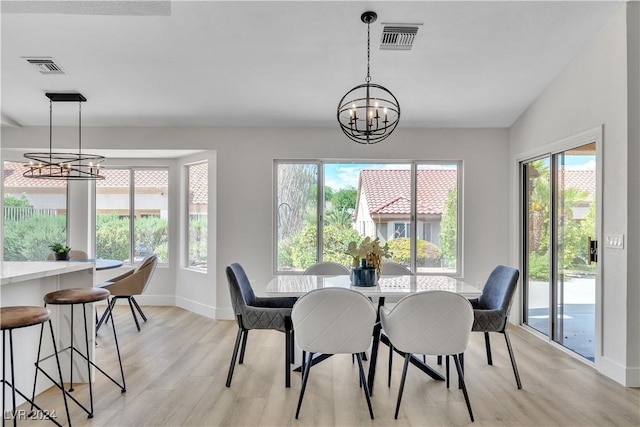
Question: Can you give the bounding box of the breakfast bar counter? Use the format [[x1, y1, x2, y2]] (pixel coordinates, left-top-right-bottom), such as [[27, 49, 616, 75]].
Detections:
[[1, 261, 96, 408]]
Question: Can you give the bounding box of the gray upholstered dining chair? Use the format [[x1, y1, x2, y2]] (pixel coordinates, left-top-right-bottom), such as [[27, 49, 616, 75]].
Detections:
[[303, 261, 350, 275], [225, 263, 297, 388], [381, 291, 475, 421], [292, 288, 376, 419], [469, 265, 522, 389]]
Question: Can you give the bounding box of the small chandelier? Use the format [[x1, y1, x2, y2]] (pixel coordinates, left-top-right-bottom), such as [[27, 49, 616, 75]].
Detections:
[[23, 93, 105, 180], [337, 11, 400, 145]]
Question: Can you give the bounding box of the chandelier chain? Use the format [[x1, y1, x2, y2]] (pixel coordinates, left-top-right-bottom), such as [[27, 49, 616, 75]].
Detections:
[[49, 100, 53, 162], [78, 100, 82, 156], [366, 19, 371, 83]]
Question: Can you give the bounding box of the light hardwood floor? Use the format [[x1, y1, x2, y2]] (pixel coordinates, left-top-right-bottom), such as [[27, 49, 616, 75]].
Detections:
[[16, 306, 640, 426]]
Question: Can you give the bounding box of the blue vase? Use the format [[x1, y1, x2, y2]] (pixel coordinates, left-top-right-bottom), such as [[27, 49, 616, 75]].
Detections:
[[352, 259, 377, 287]]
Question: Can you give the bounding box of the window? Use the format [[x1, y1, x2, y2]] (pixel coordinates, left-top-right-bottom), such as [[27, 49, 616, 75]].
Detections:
[[275, 162, 318, 271], [422, 223, 432, 242], [3, 161, 67, 261], [394, 222, 410, 238], [274, 161, 461, 275], [96, 167, 169, 264], [186, 161, 208, 270]]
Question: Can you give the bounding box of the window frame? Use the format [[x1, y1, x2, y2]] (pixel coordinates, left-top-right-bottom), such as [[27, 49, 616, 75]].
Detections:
[[184, 160, 208, 271], [273, 159, 463, 276], [94, 165, 169, 266]]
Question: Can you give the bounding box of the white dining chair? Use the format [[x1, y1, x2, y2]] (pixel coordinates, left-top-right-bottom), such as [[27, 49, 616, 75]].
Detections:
[[381, 290, 475, 421], [380, 261, 413, 275], [292, 288, 376, 419], [303, 261, 350, 275]]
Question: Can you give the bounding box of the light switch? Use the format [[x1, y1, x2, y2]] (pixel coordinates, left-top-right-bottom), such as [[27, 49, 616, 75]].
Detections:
[[604, 234, 624, 249]]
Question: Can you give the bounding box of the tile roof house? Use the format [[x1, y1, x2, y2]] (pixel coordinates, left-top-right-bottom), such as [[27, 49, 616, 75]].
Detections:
[[355, 168, 595, 247], [3, 161, 173, 217], [354, 169, 457, 247]]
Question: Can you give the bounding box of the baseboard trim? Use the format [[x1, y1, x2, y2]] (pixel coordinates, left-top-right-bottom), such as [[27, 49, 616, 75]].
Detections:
[[175, 296, 216, 319], [216, 307, 235, 321], [598, 356, 640, 386]]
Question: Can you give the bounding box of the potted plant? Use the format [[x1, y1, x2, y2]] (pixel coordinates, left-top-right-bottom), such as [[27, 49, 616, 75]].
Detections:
[[347, 237, 391, 286], [49, 243, 71, 261]]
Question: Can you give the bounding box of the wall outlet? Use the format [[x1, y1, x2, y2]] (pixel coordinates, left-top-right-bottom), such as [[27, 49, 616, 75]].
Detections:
[[604, 234, 624, 249]]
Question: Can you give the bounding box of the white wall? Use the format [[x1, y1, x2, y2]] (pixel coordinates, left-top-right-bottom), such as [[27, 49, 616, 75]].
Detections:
[[509, 4, 639, 386], [175, 151, 217, 318], [2, 126, 511, 321]]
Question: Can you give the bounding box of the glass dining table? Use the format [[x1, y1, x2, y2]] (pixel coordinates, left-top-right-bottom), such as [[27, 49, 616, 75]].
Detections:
[[266, 274, 481, 394]]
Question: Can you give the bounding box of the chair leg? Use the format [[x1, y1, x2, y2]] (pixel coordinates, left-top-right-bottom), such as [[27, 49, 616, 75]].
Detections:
[[453, 354, 474, 422], [284, 329, 291, 388], [484, 332, 493, 365], [437, 355, 442, 365], [238, 330, 249, 364], [96, 297, 116, 333], [130, 297, 148, 322], [458, 352, 464, 390], [355, 353, 374, 419], [104, 301, 127, 393], [127, 297, 141, 331], [226, 326, 243, 387], [445, 355, 450, 389], [388, 344, 393, 387], [295, 352, 314, 419], [394, 354, 411, 419], [504, 331, 522, 389]]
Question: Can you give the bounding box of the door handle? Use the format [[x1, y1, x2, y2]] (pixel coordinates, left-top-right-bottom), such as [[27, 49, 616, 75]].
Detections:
[[588, 237, 597, 264]]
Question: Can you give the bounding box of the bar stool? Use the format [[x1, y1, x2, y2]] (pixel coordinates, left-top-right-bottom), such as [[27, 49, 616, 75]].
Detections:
[[2, 306, 70, 426], [32, 288, 125, 419]]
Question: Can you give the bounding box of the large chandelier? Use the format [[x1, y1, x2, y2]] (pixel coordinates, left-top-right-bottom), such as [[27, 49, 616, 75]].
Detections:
[[337, 11, 400, 145], [23, 93, 105, 180]]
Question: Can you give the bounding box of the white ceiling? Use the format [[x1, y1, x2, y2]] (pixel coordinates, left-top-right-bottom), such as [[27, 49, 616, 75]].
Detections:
[[1, 1, 625, 129]]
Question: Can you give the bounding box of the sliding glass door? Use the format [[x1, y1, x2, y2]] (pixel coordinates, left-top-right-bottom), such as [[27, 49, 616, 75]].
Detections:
[[523, 143, 597, 361]]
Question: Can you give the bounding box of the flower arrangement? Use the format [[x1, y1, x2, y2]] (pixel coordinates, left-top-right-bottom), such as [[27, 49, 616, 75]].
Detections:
[[49, 242, 71, 253], [347, 237, 391, 275]]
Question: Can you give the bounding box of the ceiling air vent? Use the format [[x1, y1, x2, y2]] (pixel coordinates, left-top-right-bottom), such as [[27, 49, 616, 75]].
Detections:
[[24, 57, 66, 75], [380, 26, 420, 50]]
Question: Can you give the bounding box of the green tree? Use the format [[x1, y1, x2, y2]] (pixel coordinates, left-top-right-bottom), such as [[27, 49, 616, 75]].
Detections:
[[386, 237, 441, 267], [4, 194, 32, 207], [324, 208, 353, 228], [3, 215, 66, 261], [96, 215, 130, 260], [331, 188, 357, 211], [290, 222, 360, 270], [440, 186, 457, 268]]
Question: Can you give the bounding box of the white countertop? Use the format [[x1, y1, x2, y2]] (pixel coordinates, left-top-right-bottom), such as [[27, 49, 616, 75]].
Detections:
[[1, 261, 94, 285]]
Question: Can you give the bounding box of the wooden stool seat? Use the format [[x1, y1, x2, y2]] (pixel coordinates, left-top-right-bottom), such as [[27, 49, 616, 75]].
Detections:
[[1, 306, 50, 330], [35, 286, 125, 419], [44, 287, 110, 305], [2, 306, 70, 426]]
